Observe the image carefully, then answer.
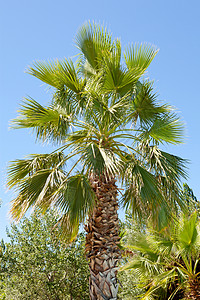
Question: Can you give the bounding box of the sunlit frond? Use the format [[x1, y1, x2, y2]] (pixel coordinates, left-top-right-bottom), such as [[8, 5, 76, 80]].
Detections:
[[76, 21, 112, 70], [178, 211, 198, 252], [11, 98, 72, 143], [102, 42, 140, 95], [139, 113, 184, 144], [27, 60, 61, 88], [28, 58, 85, 94], [124, 43, 159, 74], [56, 58, 86, 93], [129, 81, 169, 124], [8, 152, 65, 188], [10, 168, 66, 221]]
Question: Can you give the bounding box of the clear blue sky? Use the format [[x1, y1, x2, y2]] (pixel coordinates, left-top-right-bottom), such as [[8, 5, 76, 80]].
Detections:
[[1, 0, 200, 240]]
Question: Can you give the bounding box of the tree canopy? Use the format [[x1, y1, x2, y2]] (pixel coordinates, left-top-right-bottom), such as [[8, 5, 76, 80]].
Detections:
[[0, 211, 89, 300]]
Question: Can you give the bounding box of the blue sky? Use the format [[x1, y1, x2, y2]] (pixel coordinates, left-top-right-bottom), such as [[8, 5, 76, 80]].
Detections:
[[1, 0, 200, 240]]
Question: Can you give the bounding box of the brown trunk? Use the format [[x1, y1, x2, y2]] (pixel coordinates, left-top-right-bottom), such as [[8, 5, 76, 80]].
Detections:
[[185, 278, 200, 299], [85, 173, 121, 300]]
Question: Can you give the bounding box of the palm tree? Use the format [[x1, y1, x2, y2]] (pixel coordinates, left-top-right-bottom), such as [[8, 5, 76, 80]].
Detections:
[[121, 211, 200, 299], [7, 22, 187, 299]]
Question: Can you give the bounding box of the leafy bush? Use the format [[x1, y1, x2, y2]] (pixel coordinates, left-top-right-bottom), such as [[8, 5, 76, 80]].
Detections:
[[0, 211, 89, 299]]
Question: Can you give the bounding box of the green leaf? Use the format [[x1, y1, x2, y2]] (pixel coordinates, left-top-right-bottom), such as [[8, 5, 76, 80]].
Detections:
[[124, 43, 159, 73], [7, 152, 65, 188], [28, 59, 85, 94], [139, 113, 184, 144], [178, 212, 198, 250], [54, 174, 95, 241], [10, 169, 65, 221], [122, 159, 164, 222], [76, 21, 112, 70], [11, 98, 72, 143], [130, 81, 168, 124], [27, 60, 61, 88]]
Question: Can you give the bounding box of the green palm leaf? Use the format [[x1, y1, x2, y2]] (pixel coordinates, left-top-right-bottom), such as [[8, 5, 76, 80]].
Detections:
[[122, 158, 164, 219], [130, 81, 169, 124], [141, 144, 188, 181], [55, 58, 86, 93], [139, 113, 184, 144], [27, 60, 61, 88], [28, 59, 85, 93], [53, 174, 95, 240], [178, 212, 198, 251], [11, 98, 72, 142], [76, 21, 112, 70], [10, 168, 65, 221], [7, 152, 65, 188], [124, 43, 159, 74]]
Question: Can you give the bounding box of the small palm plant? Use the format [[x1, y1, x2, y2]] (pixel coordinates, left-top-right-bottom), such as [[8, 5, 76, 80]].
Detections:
[[8, 22, 187, 299], [121, 211, 200, 299]]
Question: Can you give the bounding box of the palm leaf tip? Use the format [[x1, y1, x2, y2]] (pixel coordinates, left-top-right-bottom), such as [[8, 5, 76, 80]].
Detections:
[[76, 21, 112, 70], [10, 98, 72, 143], [140, 114, 185, 145], [124, 43, 159, 74]]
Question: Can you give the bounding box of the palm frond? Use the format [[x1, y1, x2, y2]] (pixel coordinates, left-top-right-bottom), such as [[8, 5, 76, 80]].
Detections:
[[178, 212, 198, 251], [56, 58, 86, 93], [53, 174, 96, 241], [27, 60, 61, 88], [76, 21, 112, 70], [11, 98, 72, 143], [28, 58, 85, 94], [7, 152, 65, 188], [124, 43, 159, 74], [129, 81, 169, 124], [122, 158, 164, 221], [139, 113, 184, 144], [52, 87, 75, 112], [10, 168, 66, 221], [140, 144, 188, 181], [102, 41, 140, 95]]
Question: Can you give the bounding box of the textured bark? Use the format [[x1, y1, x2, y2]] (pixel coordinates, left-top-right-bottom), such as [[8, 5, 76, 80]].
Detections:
[[185, 278, 200, 299], [85, 173, 121, 300]]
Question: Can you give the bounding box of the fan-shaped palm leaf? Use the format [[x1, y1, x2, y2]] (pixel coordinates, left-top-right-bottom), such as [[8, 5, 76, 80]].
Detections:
[[11, 98, 72, 143], [124, 43, 159, 74], [8, 152, 65, 188], [76, 21, 112, 70], [129, 81, 169, 124], [139, 113, 184, 144], [121, 212, 200, 299], [28, 58, 85, 94]]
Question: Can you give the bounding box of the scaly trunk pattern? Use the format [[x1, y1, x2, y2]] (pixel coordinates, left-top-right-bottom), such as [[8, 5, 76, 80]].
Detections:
[[84, 174, 121, 300], [185, 278, 200, 299]]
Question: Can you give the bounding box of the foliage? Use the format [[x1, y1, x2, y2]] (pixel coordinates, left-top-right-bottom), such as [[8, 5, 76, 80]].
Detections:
[[182, 183, 200, 215], [117, 215, 143, 299], [120, 209, 200, 299], [118, 269, 141, 300], [0, 211, 89, 300], [7, 22, 188, 241]]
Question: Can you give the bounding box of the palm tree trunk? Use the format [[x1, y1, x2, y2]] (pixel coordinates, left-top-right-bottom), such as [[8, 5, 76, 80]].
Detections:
[[185, 278, 200, 299], [85, 173, 121, 300]]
